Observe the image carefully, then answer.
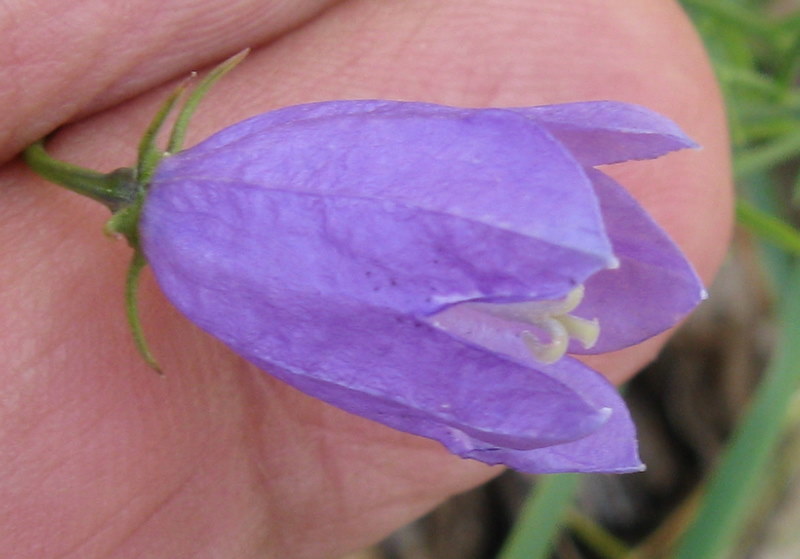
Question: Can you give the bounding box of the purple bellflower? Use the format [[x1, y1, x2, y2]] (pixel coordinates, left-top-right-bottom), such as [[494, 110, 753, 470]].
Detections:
[[138, 99, 703, 474], [23, 53, 703, 474]]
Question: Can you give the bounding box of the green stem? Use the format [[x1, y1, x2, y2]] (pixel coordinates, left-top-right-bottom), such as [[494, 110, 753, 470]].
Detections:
[[23, 140, 137, 212], [22, 49, 252, 375]]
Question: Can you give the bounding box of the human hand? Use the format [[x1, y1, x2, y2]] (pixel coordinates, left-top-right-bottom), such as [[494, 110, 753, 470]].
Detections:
[[0, 1, 730, 557]]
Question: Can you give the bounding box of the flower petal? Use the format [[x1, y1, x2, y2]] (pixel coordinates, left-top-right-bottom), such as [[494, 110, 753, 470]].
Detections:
[[410, 308, 643, 472], [134, 98, 698, 474], [570, 169, 705, 353], [141, 210, 612, 449], [142, 180, 612, 316], [423, 170, 703, 355], [255, 301, 610, 451], [512, 101, 698, 166], [451, 356, 644, 473], [158, 100, 615, 270]]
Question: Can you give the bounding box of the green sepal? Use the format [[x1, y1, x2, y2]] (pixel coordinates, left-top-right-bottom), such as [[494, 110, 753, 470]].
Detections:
[[125, 249, 162, 374], [166, 48, 250, 154], [22, 49, 251, 374], [136, 81, 190, 186]]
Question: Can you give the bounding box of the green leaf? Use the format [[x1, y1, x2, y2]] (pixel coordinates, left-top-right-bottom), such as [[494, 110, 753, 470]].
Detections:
[[166, 48, 250, 154]]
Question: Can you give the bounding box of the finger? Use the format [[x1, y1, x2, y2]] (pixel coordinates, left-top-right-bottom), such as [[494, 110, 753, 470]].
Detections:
[[0, 0, 339, 158], [0, 1, 731, 558]]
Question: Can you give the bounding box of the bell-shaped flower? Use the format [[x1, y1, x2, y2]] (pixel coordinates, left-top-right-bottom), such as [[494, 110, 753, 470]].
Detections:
[[139, 99, 703, 474]]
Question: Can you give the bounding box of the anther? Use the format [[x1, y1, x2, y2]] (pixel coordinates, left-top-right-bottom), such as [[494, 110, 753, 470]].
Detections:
[[476, 285, 600, 364], [558, 315, 600, 349], [521, 320, 569, 364]]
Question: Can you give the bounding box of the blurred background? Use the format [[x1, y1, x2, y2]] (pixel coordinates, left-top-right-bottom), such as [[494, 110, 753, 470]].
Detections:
[[343, 1, 800, 557]]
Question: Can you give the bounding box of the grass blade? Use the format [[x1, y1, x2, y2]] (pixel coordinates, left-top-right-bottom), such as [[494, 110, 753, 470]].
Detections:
[[672, 261, 800, 559], [736, 198, 800, 255], [497, 474, 581, 559]]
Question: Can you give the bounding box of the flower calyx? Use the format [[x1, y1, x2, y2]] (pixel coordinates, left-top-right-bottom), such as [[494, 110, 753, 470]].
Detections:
[[22, 49, 250, 373]]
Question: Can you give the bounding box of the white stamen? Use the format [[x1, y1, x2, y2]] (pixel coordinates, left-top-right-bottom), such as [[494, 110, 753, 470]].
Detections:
[[558, 315, 600, 349], [559, 285, 585, 314], [521, 323, 568, 365], [467, 284, 602, 364], [477, 286, 588, 323]]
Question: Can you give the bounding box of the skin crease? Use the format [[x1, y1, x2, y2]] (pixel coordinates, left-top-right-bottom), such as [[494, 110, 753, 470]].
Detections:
[[0, 0, 731, 558]]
